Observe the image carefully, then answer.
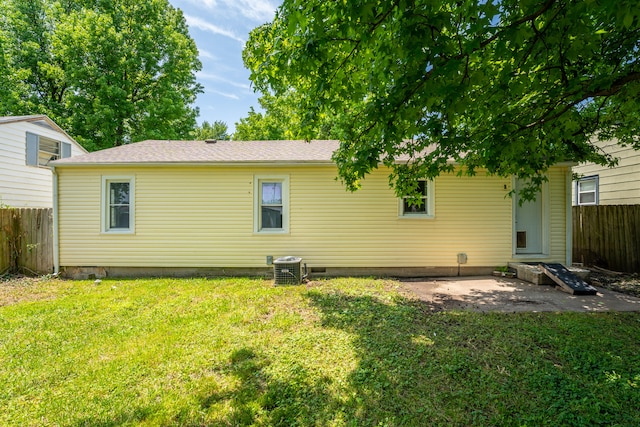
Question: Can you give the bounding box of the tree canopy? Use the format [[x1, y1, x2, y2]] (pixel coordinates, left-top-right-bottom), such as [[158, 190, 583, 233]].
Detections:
[[1, 0, 202, 151], [244, 0, 640, 199], [233, 90, 341, 141], [192, 120, 229, 141]]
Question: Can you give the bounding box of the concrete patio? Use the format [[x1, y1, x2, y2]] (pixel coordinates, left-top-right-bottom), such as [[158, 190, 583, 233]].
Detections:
[[400, 276, 640, 312]]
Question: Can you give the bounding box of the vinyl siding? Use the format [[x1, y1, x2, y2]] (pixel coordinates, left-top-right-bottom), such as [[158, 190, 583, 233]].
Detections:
[[57, 164, 569, 269], [0, 121, 85, 207], [572, 139, 640, 205], [547, 167, 569, 262]]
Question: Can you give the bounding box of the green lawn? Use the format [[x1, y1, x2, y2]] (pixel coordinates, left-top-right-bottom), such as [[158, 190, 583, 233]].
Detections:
[[1, 277, 639, 426]]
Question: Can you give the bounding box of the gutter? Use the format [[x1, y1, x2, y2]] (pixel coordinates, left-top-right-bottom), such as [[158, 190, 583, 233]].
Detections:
[[52, 165, 59, 275], [50, 160, 336, 168]]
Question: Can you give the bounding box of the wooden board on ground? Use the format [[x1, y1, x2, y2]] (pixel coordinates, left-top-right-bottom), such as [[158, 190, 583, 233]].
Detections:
[[539, 263, 598, 295]]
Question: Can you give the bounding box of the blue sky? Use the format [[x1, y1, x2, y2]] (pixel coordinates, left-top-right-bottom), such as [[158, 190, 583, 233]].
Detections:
[[168, 0, 280, 133]]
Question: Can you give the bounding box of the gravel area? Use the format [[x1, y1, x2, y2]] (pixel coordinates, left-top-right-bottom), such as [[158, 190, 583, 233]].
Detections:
[[589, 270, 640, 298]]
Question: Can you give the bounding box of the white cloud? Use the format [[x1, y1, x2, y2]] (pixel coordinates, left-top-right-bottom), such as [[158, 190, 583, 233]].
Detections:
[[175, 0, 218, 9], [198, 48, 217, 60], [184, 15, 245, 43], [221, 0, 278, 22], [179, 0, 277, 23], [209, 89, 241, 100], [197, 71, 252, 90]]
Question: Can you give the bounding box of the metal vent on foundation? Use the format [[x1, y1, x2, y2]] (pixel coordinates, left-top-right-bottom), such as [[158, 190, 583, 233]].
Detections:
[[273, 256, 302, 285]]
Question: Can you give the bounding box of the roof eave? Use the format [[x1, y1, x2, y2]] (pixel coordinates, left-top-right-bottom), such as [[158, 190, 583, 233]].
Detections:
[[52, 160, 337, 167]]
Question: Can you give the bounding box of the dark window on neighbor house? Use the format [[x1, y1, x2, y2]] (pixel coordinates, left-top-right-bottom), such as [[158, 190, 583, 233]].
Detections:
[[26, 132, 71, 167], [576, 176, 599, 205]]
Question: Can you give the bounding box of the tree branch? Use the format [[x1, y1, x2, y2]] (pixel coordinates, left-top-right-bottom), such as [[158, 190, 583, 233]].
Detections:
[[523, 71, 640, 130]]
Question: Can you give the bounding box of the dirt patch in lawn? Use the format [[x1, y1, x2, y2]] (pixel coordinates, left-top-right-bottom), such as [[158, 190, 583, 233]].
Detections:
[[588, 268, 640, 298], [0, 274, 64, 306]]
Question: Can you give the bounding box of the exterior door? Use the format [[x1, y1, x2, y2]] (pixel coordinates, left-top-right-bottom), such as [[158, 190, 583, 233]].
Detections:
[[514, 179, 544, 254]]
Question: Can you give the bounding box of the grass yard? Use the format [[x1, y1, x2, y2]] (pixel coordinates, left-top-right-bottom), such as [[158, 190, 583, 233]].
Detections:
[[1, 277, 639, 426]]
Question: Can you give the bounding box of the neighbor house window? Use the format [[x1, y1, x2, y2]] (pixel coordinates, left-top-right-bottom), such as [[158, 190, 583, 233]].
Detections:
[[26, 132, 71, 167], [255, 176, 289, 233], [102, 176, 135, 233], [576, 176, 598, 206], [400, 179, 435, 218]]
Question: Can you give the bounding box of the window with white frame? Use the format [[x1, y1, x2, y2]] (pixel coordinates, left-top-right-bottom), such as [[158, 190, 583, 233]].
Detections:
[[255, 176, 288, 232], [400, 179, 434, 217], [26, 132, 71, 168], [102, 177, 135, 233], [576, 175, 598, 205]]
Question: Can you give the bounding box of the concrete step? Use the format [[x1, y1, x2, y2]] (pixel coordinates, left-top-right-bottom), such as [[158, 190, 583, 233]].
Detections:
[[509, 262, 590, 286]]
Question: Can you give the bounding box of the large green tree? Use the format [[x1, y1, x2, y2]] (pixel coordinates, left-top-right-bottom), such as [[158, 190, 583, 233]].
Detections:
[[233, 90, 342, 140], [1, 0, 202, 150], [192, 120, 229, 140], [244, 0, 640, 199]]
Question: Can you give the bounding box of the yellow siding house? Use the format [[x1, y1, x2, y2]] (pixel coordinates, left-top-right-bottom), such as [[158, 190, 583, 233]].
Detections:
[[52, 140, 573, 278]]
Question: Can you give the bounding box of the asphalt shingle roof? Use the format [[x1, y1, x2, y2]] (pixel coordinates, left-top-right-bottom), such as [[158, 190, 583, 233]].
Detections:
[[52, 139, 341, 165]]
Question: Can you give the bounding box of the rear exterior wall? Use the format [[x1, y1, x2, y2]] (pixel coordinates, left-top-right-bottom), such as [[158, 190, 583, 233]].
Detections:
[[56, 164, 569, 275]]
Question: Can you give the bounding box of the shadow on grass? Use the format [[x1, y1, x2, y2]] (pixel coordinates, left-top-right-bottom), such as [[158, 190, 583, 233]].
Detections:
[[194, 347, 342, 426], [196, 291, 460, 425], [187, 287, 640, 426], [303, 290, 456, 425]]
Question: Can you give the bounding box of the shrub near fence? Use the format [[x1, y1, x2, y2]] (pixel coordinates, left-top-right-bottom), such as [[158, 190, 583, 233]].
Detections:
[[573, 205, 640, 273], [0, 208, 54, 275]]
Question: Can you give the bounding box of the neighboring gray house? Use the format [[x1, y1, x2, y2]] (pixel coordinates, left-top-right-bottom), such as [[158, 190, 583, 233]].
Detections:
[[572, 139, 640, 205], [0, 115, 87, 208]]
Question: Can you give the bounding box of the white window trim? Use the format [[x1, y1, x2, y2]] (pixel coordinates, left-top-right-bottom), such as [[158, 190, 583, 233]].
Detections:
[[101, 176, 135, 234], [575, 175, 599, 206], [254, 175, 289, 234], [398, 179, 435, 219]]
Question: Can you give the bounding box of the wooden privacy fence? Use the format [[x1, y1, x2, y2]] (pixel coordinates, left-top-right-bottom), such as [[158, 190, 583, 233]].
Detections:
[[0, 208, 54, 275], [573, 205, 640, 273]]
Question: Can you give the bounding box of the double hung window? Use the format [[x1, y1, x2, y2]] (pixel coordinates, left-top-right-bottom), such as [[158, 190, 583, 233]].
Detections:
[[576, 176, 598, 205], [255, 176, 289, 233], [102, 177, 135, 233], [400, 179, 434, 218]]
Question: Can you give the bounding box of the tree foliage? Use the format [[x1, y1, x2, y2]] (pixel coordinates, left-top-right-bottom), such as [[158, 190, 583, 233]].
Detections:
[[1, 0, 202, 150], [192, 120, 229, 140], [233, 90, 341, 141], [244, 0, 640, 199]]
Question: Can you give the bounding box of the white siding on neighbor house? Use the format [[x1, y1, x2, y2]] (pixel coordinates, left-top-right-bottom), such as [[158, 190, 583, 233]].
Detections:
[[572, 140, 640, 205], [57, 164, 570, 269], [0, 120, 85, 207]]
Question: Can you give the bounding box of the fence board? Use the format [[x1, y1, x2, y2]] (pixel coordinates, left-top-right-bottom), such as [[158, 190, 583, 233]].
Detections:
[[0, 208, 53, 275], [0, 211, 9, 273], [573, 205, 640, 273]]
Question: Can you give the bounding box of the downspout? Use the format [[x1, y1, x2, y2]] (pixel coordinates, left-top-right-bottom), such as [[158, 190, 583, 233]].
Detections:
[[52, 166, 60, 275], [565, 168, 573, 266]]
